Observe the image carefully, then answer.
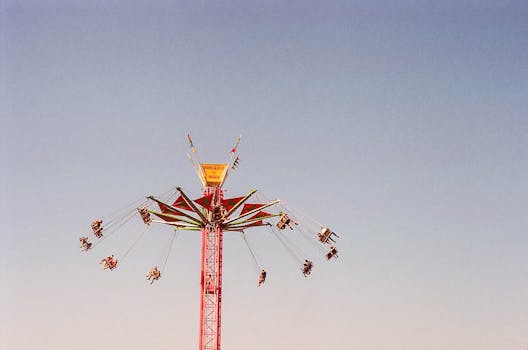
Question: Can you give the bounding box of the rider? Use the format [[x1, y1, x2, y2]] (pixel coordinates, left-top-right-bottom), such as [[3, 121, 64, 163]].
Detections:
[[276, 213, 297, 230], [92, 220, 103, 238], [325, 246, 338, 260], [146, 266, 161, 284], [318, 226, 338, 243], [137, 207, 152, 225], [302, 259, 313, 276], [257, 269, 267, 286], [79, 236, 92, 251], [100, 255, 118, 270]]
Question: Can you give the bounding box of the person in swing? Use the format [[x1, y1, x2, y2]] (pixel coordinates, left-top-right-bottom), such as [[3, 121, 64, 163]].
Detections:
[[257, 269, 267, 286], [146, 266, 161, 284]]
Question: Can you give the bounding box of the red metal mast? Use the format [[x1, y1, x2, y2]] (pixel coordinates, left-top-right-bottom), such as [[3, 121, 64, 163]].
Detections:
[[199, 186, 223, 350]]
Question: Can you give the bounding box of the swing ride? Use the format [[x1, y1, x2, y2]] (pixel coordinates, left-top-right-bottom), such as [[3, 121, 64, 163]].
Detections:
[[79, 135, 341, 350]]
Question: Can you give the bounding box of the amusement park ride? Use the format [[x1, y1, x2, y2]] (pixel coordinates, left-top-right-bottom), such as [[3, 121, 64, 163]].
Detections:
[[79, 135, 340, 350]]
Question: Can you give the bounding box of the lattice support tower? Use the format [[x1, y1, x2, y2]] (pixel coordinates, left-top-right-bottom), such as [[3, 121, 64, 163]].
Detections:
[[199, 186, 223, 350]]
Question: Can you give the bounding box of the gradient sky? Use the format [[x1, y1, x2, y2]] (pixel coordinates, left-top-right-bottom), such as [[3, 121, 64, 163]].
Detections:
[[1, 1, 528, 349]]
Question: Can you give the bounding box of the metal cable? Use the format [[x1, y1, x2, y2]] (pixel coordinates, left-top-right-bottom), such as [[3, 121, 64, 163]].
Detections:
[[241, 232, 261, 272], [267, 225, 302, 264], [161, 231, 179, 274], [118, 224, 150, 262]]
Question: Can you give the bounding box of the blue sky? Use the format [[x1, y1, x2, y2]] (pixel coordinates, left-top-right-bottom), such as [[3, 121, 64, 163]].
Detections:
[[2, 1, 528, 349]]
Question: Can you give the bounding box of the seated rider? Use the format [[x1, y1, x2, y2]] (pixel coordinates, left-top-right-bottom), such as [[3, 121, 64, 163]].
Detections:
[[146, 266, 161, 284], [107, 256, 118, 269], [137, 207, 152, 225], [205, 273, 215, 293], [213, 206, 222, 221], [325, 246, 338, 260], [318, 226, 339, 244], [317, 232, 327, 243], [79, 236, 92, 251], [276, 213, 298, 230], [302, 259, 313, 276], [92, 220, 103, 238], [257, 269, 267, 287], [100, 255, 118, 270], [276, 214, 287, 230]]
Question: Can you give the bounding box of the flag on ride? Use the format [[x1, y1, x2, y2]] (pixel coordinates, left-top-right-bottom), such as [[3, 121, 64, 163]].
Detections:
[[187, 133, 196, 153], [230, 134, 242, 153], [231, 157, 240, 170]]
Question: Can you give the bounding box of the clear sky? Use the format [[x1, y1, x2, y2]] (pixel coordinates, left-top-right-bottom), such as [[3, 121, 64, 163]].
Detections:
[[1, 1, 527, 349]]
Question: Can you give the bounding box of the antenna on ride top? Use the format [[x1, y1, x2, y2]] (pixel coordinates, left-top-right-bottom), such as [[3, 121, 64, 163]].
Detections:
[[186, 133, 207, 185], [219, 134, 242, 187], [80, 134, 341, 350], [186, 133, 242, 189]]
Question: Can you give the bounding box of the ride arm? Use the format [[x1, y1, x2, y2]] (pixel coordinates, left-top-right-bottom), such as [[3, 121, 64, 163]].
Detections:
[[226, 212, 282, 228], [223, 199, 281, 225], [147, 195, 203, 225], [223, 189, 257, 219], [151, 220, 202, 230], [176, 187, 209, 224], [149, 210, 204, 227]]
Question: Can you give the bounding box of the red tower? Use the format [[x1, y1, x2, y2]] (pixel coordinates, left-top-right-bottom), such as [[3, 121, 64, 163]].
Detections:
[[199, 186, 224, 350]]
